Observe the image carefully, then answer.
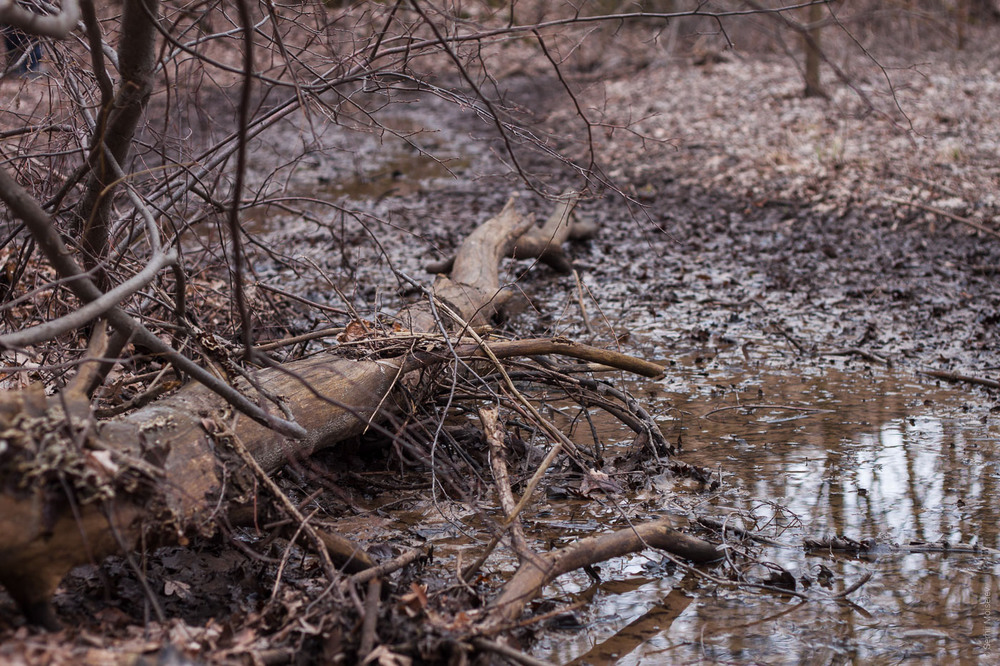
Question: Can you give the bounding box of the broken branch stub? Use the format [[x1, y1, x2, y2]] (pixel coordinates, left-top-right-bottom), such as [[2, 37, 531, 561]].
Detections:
[[424, 190, 597, 275]]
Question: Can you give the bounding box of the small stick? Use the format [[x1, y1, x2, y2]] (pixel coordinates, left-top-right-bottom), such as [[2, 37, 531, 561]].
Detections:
[[358, 577, 382, 658], [94, 376, 180, 418], [920, 369, 1000, 390], [696, 515, 791, 547], [256, 281, 350, 315], [218, 419, 339, 581], [820, 347, 890, 366], [573, 269, 595, 338], [833, 570, 873, 599], [886, 196, 1000, 241], [252, 326, 345, 352], [270, 507, 322, 602], [480, 407, 546, 571], [702, 404, 835, 418], [471, 637, 555, 666], [402, 337, 666, 378], [889, 171, 963, 198], [349, 546, 428, 585], [805, 535, 1000, 556], [768, 321, 810, 355]]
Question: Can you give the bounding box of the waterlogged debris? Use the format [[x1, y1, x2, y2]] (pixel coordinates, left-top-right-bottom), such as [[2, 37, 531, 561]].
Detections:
[[804, 536, 991, 556], [578, 469, 622, 497], [533, 366, 999, 665]]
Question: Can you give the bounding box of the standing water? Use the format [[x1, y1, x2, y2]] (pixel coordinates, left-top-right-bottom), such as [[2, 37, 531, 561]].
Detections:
[[530, 362, 999, 665]]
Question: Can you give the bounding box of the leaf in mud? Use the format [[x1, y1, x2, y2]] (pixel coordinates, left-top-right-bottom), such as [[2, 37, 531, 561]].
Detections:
[[398, 583, 428, 618], [337, 319, 372, 343], [164, 579, 192, 599], [578, 469, 623, 497], [443, 610, 476, 631]]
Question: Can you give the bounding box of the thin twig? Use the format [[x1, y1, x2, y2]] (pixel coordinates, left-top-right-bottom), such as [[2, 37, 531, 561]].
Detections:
[[471, 638, 555, 666], [886, 196, 1000, 241], [832, 570, 873, 599], [358, 577, 382, 658], [702, 404, 835, 418], [920, 369, 1000, 390], [218, 418, 338, 581], [349, 546, 428, 586]]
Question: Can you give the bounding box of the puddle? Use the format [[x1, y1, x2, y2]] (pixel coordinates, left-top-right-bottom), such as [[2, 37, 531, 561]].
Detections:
[[308, 151, 471, 201], [530, 364, 1000, 665]]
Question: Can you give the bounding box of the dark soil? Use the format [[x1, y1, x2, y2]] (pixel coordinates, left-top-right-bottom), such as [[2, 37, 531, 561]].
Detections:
[[273, 52, 1000, 388]]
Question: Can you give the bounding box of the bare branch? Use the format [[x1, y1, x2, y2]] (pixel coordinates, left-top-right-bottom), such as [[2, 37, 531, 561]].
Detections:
[[0, 248, 177, 349], [0, 165, 307, 438]]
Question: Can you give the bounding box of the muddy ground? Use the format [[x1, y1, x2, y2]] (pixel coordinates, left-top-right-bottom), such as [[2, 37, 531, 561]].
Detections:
[[261, 45, 1000, 386], [2, 22, 999, 666]]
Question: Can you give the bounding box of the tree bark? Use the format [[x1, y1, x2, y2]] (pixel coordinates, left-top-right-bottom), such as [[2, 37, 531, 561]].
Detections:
[[802, 1, 824, 98], [77, 0, 161, 272]]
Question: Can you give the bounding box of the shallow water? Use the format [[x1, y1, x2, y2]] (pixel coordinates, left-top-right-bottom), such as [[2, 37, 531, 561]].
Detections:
[[530, 363, 1000, 665]]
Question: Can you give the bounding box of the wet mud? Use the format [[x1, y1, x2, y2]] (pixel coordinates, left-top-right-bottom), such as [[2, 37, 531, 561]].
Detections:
[[238, 54, 1000, 663]]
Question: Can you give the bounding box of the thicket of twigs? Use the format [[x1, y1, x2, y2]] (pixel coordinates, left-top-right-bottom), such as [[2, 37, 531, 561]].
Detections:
[[1, 1, 997, 663]]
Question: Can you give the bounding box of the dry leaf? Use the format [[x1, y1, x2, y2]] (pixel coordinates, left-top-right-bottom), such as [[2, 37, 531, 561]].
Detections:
[[337, 319, 372, 343], [361, 645, 413, 666], [163, 579, 191, 599], [397, 583, 428, 618]]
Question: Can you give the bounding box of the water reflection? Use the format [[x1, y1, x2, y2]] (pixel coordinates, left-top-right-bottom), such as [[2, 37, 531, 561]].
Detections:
[[532, 364, 999, 665]]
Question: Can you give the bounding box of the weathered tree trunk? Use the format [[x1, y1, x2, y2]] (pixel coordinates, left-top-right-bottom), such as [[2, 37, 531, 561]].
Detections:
[[802, 1, 824, 98], [77, 0, 162, 273]]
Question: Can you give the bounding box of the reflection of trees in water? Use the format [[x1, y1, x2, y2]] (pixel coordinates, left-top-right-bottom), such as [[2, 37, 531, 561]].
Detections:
[[653, 368, 999, 664]]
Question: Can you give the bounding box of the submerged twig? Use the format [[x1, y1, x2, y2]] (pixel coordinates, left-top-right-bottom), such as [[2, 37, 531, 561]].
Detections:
[[920, 369, 1000, 390], [886, 196, 1000, 241]]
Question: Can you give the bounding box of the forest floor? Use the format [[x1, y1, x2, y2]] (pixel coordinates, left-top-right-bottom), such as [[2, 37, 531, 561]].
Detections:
[[2, 27, 999, 666], [264, 41, 1000, 390]]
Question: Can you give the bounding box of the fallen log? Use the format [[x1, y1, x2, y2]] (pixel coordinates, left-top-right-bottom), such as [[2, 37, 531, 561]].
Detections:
[[478, 517, 723, 634], [424, 191, 597, 275], [0, 195, 668, 629], [471, 409, 721, 636]]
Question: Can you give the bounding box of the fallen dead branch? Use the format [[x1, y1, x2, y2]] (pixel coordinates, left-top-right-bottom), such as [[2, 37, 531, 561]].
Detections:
[[919, 368, 1000, 390], [804, 535, 1000, 557], [425, 190, 598, 275], [478, 516, 723, 634], [696, 515, 792, 547], [886, 195, 1000, 241], [702, 403, 836, 420], [820, 347, 891, 366], [0, 194, 703, 644]]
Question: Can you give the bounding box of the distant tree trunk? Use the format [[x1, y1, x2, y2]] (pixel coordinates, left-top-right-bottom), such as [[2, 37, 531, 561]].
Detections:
[[958, 0, 1000, 49], [803, 1, 825, 98], [76, 0, 161, 277], [956, 0, 969, 49], [969, 0, 1000, 22]]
